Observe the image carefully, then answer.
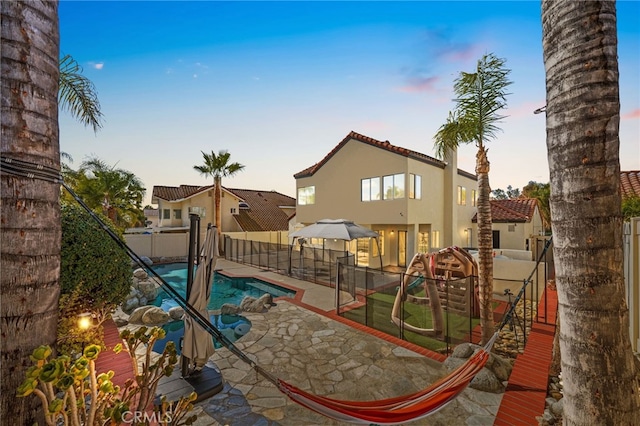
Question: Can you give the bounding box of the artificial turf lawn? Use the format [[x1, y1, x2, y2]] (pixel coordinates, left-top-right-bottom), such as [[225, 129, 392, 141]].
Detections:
[[342, 290, 481, 352]]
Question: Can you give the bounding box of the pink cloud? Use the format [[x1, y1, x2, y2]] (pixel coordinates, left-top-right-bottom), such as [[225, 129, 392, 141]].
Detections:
[[439, 44, 482, 63], [397, 76, 439, 93], [506, 101, 548, 119], [622, 108, 640, 120]]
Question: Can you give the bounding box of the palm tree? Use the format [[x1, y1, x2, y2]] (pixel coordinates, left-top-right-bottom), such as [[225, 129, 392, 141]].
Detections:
[[433, 53, 512, 344], [72, 157, 146, 230], [193, 150, 245, 238], [542, 1, 640, 423], [1, 2, 61, 424], [58, 54, 103, 132]]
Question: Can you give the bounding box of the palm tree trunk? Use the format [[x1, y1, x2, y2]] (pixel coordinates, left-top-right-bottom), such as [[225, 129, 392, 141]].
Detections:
[[214, 175, 223, 251], [543, 0, 640, 423], [475, 146, 494, 343], [1, 1, 61, 424]]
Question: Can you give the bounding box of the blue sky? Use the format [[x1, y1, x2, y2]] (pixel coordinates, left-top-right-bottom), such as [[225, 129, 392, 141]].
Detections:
[[59, 1, 640, 206]]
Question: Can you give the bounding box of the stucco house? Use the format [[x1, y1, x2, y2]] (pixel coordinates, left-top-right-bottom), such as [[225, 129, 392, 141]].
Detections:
[[293, 131, 478, 268], [472, 198, 544, 251], [150, 185, 295, 232]]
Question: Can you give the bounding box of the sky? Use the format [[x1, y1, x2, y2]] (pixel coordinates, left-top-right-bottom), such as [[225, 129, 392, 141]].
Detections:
[[58, 1, 640, 207]]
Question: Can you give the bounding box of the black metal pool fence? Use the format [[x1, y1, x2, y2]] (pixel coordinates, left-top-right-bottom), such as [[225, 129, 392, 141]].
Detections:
[[223, 236, 555, 354]]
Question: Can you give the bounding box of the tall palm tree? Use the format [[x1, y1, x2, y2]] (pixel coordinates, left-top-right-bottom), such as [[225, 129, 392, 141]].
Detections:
[[542, 1, 640, 423], [1, 1, 61, 424], [58, 54, 103, 132], [433, 53, 512, 344], [193, 150, 245, 238]]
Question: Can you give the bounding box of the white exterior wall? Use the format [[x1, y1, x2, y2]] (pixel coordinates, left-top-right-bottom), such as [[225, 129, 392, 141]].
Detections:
[[295, 137, 477, 267]]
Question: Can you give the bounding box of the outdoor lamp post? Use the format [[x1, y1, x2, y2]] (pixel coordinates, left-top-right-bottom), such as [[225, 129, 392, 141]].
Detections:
[[78, 312, 92, 331]]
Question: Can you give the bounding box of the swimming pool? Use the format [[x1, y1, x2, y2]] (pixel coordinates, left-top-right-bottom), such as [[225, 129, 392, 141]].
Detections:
[[151, 262, 296, 310], [153, 314, 252, 353]]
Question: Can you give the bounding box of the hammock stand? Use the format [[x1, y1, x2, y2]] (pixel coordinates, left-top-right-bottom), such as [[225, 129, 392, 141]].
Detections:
[[2, 156, 519, 425]]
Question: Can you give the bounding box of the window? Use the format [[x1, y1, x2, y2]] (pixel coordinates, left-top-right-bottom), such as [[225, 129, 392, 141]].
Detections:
[[173, 209, 182, 220], [471, 189, 477, 207], [163, 209, 170, 219], [418, 232, 429, 253], [298, 186, 315, 205], [383, 173, 405, 200], [188, 206, 206, 217], [361, 177, 381, 202], [409, 174, 422, 199], [230, 207, 237, 214], [457, 186, 467, 205], [432, 230, 440, 249], [508, 224, 516, 232]]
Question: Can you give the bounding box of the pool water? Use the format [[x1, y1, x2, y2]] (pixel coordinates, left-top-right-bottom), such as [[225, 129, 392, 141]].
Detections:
[[151, 263, 295, 310], [153, 314, 252, 353]]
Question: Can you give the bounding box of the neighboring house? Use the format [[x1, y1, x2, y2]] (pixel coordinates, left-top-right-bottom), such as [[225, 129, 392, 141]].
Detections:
[[293, 130, 478, 268], [225, 188, 296, 231], [472, 199, 544, 251], [150, 184, 295, 232], [621, 170, 640, 199], [143, 207, 159, 228]]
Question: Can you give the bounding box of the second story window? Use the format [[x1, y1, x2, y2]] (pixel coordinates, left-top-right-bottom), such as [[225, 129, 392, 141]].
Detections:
[[163, 209, 170, 219], [298, 186, 315, 205], [409, 174, 422, 199], [383, 173, 405, 200], [361, 177, 381, 202], [173, 209, 182, 220], [457, 186, 467, 205]]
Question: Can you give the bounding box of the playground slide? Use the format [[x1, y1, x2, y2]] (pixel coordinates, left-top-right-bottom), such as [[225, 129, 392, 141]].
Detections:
[[391, 247, 479, 336], [390, 253, 444, 336]]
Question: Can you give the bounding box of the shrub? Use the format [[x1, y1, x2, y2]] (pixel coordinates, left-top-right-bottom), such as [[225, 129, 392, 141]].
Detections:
[[58, 203, 132, 354]]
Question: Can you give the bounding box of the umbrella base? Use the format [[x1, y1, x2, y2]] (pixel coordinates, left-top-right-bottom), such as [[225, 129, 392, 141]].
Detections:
[[156, 365, 224, 404]]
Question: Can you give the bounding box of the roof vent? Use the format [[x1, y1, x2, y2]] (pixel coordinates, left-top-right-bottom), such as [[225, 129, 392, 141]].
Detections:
[[239, 202, 250, 209]]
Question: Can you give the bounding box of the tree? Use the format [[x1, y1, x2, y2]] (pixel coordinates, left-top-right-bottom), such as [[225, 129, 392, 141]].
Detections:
[[58, 54, 103, 132], [1, 2, 61, 424], [622, 195, 640, 220], [522, 181, 551, 232], [433, 53, 512, 344], [193, 150, 245, 239], [64, 157, 146, 230], [542, 1, 640, 423], [491, 185, 521, 200]]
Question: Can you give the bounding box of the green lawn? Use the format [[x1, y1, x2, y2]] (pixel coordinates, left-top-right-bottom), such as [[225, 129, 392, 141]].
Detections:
[[342, 290, 480, 353]]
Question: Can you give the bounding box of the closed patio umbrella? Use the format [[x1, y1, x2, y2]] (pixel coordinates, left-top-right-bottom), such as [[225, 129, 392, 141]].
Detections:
[[181, 225, 218, 372]]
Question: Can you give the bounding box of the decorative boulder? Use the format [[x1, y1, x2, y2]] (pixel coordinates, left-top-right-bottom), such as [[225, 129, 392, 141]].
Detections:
[[445, 343, 512, 393], [240, 294, 274, 313], [220, 303, 242, 315], [133, 268, 148, 279], [168, 306, 185, 321], [141, 307, 170, 325], [137, 280, 159, 301], [128, 306, 157, 324]]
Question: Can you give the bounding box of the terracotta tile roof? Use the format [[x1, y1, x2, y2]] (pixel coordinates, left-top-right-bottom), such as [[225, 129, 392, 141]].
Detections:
[[472, 198, 538, 223], [294, 131, 449, 178], [621, 171, 640, 198], [225, 188, 296, 232], [151, 185, 214, 202]]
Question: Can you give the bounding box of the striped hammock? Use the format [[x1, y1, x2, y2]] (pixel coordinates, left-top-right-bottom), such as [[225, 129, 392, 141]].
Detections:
[[274, 333, 498, 425]]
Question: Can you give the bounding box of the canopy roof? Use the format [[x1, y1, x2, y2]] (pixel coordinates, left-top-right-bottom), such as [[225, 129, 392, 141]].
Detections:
[[290, 219, 379, 241]]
